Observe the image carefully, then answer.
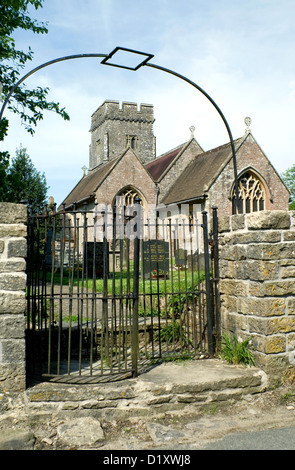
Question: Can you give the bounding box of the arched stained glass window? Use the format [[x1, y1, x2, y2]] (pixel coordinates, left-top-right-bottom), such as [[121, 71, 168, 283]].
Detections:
[[232, 171, 265, 214]]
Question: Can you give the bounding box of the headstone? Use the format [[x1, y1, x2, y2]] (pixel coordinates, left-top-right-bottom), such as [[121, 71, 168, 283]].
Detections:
[[84, 242, 108, 277], [142, 240, 169, 279], [175, 248, 187, 266]]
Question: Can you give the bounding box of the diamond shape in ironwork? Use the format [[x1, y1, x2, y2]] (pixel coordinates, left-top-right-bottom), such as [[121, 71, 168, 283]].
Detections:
[[101, 47, 154, 71]]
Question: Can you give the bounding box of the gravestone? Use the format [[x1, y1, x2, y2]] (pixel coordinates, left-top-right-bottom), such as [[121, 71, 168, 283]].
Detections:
[[142, 240, 169, 279], [84, 242, 108, 277], [175, 248, 187, 266]]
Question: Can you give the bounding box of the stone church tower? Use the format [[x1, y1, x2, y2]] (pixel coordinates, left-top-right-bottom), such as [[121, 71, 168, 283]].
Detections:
[[89, 100, 156, 169]]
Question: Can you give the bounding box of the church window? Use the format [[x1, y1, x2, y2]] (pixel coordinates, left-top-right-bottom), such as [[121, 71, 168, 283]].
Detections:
[[116, 187, 141, 207], [232, 171, 265, 214], [126, 135, 138, 150]]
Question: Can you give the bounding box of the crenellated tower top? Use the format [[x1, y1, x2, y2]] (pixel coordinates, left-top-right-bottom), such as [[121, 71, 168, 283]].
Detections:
[[89, 100, 156, 169]]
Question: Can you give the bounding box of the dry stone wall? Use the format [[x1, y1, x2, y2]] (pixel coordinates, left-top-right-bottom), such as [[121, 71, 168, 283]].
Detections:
[[219, 210, 295, 384], [0, 203, 27, 391]]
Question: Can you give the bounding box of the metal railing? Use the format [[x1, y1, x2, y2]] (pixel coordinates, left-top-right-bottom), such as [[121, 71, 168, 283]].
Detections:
[[26, 204, 219, 384]]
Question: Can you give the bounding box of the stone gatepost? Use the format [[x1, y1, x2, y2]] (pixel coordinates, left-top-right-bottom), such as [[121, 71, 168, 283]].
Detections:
[[219, 210, 295, 386], [0, 203, 27, 391]]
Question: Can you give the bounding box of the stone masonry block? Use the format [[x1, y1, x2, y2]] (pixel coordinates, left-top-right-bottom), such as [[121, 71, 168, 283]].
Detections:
[[252, 334, 286, 354], [247, 210, 291, 230], [239, 297, 286, 317], [286, 298, 295, 315], [249, 280, 295, 297], [248, 316, 295, 335], [0, 316, 25, 339], [0, 259, 26, 273], [219, 279, 248, 297], [218, 216, 230, 233], [0, 339, 25, 363], [7, 238, 27, 258], [0, 292, 26, 314], [231, 214, 245, 231], [0, 203, 27, 224], [0, 273, 26, 291], [0, 224, 27, 237], [235, 260, 278, 281]]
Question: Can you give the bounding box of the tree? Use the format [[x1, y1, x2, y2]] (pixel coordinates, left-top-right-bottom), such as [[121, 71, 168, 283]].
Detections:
[[0, 0, 70, 140], [281, 165, 295, 210], [6, 145, 48, 212], [0, 0, 70, 195]]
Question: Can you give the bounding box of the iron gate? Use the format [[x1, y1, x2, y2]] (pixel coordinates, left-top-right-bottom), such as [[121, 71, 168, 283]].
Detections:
[[26, 202, 219, 384]]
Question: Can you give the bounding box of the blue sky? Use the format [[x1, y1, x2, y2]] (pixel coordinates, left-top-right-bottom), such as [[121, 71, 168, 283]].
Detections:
[[2, 0, 295, 205]]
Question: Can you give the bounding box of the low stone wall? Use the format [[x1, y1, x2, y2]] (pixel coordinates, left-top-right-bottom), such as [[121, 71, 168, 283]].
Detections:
[[219, 210, 295, 385], [0, 203, 27, 391]]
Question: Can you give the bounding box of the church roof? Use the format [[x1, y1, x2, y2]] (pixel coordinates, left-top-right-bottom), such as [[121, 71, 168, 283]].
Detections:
[[161, 137, 244, 205], [61, 158, 117, 208], [145, 143, 185, 181]]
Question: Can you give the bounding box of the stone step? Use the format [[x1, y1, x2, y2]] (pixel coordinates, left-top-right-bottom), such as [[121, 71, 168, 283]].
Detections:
[[24, 359, 267, 418]]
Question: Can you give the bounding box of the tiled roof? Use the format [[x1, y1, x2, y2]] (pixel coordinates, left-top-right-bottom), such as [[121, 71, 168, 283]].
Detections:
[[61, 159, 117, 207], [145, 144, 185, 181], [161, 138, 243, 205]]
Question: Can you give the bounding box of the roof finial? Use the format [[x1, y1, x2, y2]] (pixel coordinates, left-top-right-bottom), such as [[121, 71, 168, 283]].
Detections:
[[82, 165, 88, 177], [189, 125, 195, 138], [244, 116, 252, 134]]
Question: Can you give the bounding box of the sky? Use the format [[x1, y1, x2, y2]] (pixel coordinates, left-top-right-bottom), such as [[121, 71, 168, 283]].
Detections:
[[2, 0, 295, 206]]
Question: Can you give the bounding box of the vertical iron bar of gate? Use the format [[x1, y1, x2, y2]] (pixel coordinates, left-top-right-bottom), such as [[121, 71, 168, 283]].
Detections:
[[102, 207, 109, 369], [132, 199, 141, 377], [202, 211, 214, 356], [212, 207, 221, 350]]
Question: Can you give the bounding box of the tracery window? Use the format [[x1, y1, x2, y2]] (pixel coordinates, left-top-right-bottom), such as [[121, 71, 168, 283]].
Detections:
[[116, 187, 141, 207], [232, 171, 265, 214]]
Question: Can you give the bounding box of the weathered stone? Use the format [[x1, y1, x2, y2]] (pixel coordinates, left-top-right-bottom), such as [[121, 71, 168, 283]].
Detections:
[[218, 216, 230, 233], [252, 334, 286, 354], [220, 245, 247, 261], [0, 316, 25, 339], [0, 240, 4, 253], [283, 231, 295, 241], [0, 429, 35, 450], [235, 260, 278, 281], [0, 273, 26, 291], [0, 292, 26, 314], [0, 203, 27, 224], [7, 238, 27, 258], [281, 267, 295, 278], [230, 231, 281, 245], [247, 210, 291, 230], [0, 224, 27, 237], [0, 339, 26, 362], [219, 279, 248, 297], [239, 297, 286, 317], [57, 417, 105, 447], [231, 214, 245, 230], [249, 280, 295, 297], [286, 298, 295, 315], [0, 259, 26, 273]]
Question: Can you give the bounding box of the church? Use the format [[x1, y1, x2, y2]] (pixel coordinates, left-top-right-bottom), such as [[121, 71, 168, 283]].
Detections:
[[61, 100, 290, 222]]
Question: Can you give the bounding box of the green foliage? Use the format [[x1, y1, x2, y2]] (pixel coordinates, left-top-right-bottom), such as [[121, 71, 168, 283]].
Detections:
[[281, 165, 295, 209], [0, 0, 70, 141], [220, 333, 255, 367], [3, 145, 48, 211]]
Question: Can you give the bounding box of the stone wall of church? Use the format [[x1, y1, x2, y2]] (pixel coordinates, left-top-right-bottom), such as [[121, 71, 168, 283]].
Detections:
[[89, 101, 156, 168], [207, 134, 290, 217], [219, 210, 295, 386], [95, 149, 156, 209]]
